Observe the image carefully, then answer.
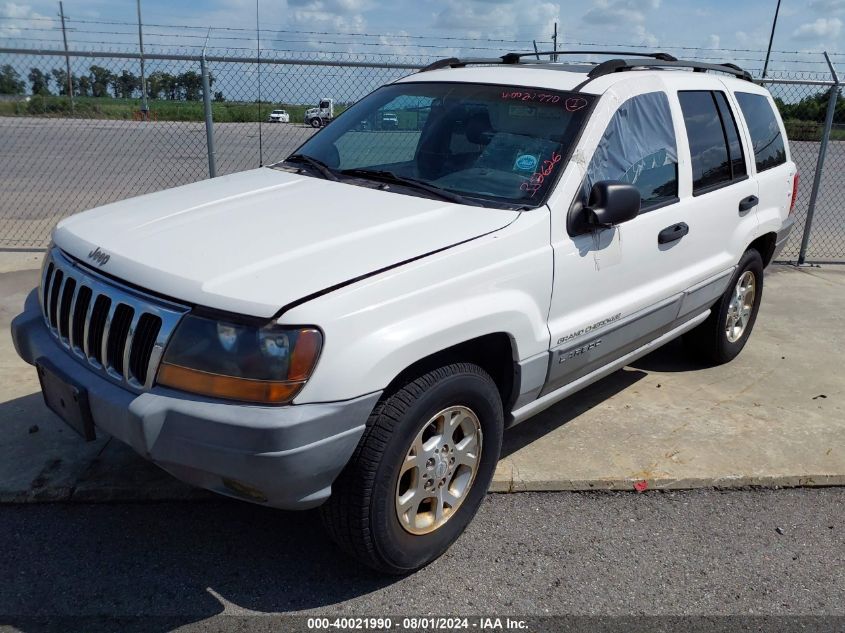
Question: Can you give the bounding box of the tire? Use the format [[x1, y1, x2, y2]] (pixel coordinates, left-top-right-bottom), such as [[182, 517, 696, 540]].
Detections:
[[321, 363, 504, 574], [684, 248, 764, 365], [309, 117, 322, 128]]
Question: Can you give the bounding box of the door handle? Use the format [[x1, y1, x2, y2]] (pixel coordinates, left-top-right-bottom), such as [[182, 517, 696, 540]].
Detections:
[[658, 222, 689, 245], [738, 195, 759, 213]]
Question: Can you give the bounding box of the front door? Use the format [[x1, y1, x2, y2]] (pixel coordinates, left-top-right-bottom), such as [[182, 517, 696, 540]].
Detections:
[[544, 88, 699, 395]]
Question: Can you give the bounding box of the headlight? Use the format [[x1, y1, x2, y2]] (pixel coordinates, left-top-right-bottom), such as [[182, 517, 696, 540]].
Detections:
[[156, 314, 322, 404]]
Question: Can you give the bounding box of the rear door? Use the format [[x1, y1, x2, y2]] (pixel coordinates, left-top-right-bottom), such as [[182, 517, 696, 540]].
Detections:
[[673, 89, 759, 283], [732, 90, 795, 244]]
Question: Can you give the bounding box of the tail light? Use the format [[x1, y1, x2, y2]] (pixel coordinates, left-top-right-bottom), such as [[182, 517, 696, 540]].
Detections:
[[789, 172, 799, 215]]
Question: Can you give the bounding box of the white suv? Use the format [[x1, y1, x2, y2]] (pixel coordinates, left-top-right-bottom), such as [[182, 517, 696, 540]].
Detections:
[[12, 52, 797, 574]]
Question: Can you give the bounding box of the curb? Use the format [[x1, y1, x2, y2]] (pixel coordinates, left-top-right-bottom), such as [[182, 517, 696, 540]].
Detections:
[[3, 464, 844, 505]]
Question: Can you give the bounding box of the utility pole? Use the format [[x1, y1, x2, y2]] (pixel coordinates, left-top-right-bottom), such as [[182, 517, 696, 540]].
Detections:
[[201, 28, 217, 178], [552, 22, 558, 61], [136, 0, 149, 117], [762, 0, 782, 78], [58, 1, 74, 111]]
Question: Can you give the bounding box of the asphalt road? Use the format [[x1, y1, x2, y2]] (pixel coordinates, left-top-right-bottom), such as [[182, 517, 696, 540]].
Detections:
[[0, 117, 843, 260], [1, 489, 843, 629]]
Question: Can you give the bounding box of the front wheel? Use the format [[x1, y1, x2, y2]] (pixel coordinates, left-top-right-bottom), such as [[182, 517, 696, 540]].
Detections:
[[309, 117, 322, 128], [321, 363, 503, 574], [685, 248, 764, 365]]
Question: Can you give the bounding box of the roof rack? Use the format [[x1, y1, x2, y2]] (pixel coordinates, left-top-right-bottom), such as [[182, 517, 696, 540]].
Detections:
[[418, 50, 753, 83], [587, 58, 753, 82], [501, 50, 679, 64]]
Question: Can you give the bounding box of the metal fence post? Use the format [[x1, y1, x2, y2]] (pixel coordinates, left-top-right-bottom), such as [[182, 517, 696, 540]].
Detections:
[[200, 55, 217, 178], [798, 52, 840, 265]]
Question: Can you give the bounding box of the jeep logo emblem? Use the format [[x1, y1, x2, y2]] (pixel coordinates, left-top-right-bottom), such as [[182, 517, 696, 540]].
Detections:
[[87, 247, 110, 267]]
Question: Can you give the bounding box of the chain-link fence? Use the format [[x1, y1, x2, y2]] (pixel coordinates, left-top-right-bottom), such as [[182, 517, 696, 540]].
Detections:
[[0, 47, 842, 263], [761, 71, 844, 263]]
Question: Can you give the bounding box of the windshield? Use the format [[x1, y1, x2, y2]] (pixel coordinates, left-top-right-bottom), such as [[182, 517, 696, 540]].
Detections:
[[274, 82, 595, 208]]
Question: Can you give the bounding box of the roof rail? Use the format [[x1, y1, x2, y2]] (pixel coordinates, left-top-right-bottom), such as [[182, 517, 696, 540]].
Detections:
[[419, 51, 677, 72], [417, 50, 753, 83], [500, 50, 678, 63], [587, 58, 753, 82]]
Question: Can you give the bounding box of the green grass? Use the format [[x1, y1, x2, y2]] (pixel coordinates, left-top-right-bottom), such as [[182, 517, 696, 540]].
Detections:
[[783, 118, 845, 142], [0, 95, 346, 123]]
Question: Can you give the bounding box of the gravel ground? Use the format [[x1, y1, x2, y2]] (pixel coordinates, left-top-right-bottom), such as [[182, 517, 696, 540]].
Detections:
[[1, 488, 843, 629]]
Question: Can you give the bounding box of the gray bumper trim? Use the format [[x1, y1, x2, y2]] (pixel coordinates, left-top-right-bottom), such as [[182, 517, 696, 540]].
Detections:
[[12, 289, 380, 509], [772, 216, 796, 262]]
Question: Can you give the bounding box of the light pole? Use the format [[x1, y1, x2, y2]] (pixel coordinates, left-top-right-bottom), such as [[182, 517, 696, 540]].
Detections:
[[762, 0, 782, 78], [137, 0, 149, 116], [58, 1, 74, 111]]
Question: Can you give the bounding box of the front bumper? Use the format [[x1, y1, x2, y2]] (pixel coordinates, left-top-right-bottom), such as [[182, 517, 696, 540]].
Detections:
[[771, 215, 796, 262], [12, 289, 379, 509]]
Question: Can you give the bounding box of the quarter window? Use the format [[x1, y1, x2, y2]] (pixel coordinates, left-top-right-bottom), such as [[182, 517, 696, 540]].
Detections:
[[582, 91, 679, 211], [679, 91, 748, 194], [735, 92, 787, 172]]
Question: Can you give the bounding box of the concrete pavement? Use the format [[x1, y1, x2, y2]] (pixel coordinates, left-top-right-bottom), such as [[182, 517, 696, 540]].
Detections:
[[0, 253, 843, 503]]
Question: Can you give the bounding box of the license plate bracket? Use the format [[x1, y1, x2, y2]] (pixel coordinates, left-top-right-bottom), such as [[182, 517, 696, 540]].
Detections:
[[36, 358, 96, 441]]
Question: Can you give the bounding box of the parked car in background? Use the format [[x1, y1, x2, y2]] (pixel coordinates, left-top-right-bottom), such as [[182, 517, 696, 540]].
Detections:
[[12, 51, 796, 575], [381, 112, 399, 128], [267, 109, 290, 123]]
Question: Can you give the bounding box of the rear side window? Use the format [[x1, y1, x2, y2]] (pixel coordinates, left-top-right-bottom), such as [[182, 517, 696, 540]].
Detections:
[[678, 91, 748, 194], [582, 91, 678, 211], [735, 92, 787, 172]]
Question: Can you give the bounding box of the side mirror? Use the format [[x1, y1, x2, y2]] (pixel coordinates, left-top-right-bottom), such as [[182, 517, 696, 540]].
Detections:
[[585, 181, 641, 228]]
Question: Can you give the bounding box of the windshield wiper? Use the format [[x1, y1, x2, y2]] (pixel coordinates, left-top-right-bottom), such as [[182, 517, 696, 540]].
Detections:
[[285, 153, 338, 181], [339, 168, 478, 206]]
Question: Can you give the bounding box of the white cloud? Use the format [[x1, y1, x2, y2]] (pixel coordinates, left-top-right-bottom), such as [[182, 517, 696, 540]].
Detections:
[[707, 34, 720, 50], [792, 16, 842, 39], [0, 2, 56, 39], [282, 0, 369, 39], [431, 0, 559, 51], [580, 0, 659, 46], [582, 0, 661, 25], [286, 0, 374, 13], [808, 0, 845, 15]]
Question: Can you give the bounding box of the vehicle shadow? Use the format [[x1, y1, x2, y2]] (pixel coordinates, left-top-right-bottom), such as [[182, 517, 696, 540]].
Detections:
[[627, 337, 709, 373], [500, 366, 648, 459], [2, 497, 396, 631]]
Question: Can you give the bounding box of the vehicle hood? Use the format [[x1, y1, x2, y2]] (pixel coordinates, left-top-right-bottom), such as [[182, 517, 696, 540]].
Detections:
[[53, 167, 519, 319]]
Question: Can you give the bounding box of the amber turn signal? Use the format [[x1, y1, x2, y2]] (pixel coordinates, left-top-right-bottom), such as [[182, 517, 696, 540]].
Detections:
[[157, 363, 304, 404]]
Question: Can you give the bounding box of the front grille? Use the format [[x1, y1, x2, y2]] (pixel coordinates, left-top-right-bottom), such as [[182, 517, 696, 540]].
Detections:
[[40, 248, 189, 391]]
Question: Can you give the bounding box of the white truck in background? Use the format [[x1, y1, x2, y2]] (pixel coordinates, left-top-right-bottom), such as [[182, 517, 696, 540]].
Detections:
[[304, 98, 334, 128]]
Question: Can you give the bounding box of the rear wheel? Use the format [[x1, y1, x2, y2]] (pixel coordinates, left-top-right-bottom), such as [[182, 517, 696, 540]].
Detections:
[[321, 363, 503, 574], [685, 248, 764, 365]]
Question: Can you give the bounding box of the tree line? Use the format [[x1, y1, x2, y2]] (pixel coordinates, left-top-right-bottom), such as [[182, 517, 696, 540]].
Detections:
[[774, 91, 844, 125], [0, 64, 225, 101]]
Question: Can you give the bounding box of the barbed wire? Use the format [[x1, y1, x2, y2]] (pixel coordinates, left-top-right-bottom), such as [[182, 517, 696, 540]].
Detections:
[[1, 13, 844, 58]]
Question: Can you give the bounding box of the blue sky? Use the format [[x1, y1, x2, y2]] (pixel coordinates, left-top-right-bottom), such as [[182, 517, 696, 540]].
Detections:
[[1, 0, 843, 74]]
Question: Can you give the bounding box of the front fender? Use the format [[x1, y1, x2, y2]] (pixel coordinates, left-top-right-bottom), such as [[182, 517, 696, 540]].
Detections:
[[285, 211, 553, 403]]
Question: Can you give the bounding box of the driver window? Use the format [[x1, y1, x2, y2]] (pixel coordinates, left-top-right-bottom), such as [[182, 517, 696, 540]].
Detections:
[[582, 91, 679, 211]]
